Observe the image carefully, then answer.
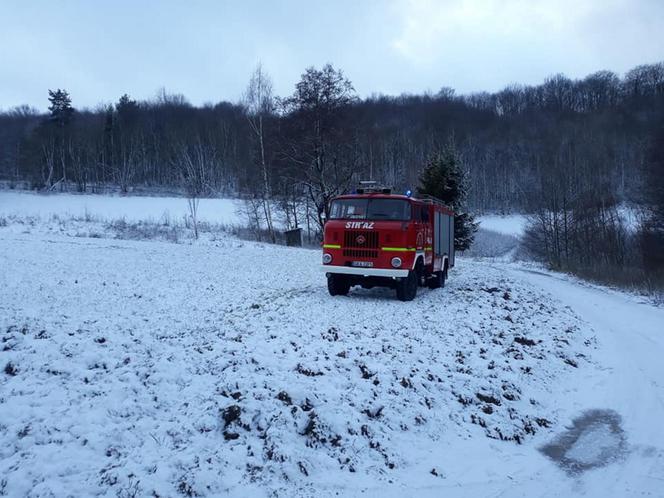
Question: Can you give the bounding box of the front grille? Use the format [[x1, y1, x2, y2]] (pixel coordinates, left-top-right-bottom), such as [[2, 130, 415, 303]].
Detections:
[[343, 248, 379, 258], [344, 230, 379, 248], [343, 230, 379, 259]]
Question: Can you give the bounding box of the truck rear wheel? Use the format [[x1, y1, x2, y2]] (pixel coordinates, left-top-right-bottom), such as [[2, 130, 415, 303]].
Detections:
[[327, 274, 350, 296], [396, 270, 418, 301], [427, 270, 444, 289]]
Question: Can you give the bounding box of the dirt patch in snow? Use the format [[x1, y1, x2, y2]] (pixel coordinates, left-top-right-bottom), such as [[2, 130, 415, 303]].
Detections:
[[539, 409, 628, 475]]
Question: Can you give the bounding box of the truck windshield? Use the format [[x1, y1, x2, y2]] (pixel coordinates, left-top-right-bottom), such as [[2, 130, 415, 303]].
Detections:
[[329, 198, 411, 221]]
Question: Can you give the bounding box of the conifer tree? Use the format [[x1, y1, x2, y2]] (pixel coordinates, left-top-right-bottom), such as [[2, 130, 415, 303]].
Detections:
[[45, 89, 75, 188], [47, 89, 74, 125], [418, 147, 478, 251]]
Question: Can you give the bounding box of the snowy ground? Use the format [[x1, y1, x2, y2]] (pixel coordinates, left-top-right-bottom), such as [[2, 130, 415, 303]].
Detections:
[[2, 214, 663, 497], [476, 207, 642, 237], [0, 191, 242, 225], [0, 190, 528, 236], [2, 194, 663, 497], [476, 214, 528, 236]]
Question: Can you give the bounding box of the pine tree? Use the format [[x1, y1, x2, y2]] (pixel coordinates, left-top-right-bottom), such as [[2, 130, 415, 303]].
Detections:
[[418, 147, 478, 251], [45, 89, 75, 189], [116, 94, 139, 122], [47, 89, 74, 125]]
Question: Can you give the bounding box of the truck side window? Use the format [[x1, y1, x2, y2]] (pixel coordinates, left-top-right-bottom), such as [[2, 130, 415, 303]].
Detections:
[[421, 207, 429, 222]]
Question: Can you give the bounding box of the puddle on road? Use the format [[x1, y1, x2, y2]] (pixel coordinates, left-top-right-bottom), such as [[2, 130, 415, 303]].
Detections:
[[539, 409, 628, 476]]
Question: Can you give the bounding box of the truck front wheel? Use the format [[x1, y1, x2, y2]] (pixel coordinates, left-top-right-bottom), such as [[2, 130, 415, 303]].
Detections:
[[327, 274, 350, 296], [396, 270, 418, 301]]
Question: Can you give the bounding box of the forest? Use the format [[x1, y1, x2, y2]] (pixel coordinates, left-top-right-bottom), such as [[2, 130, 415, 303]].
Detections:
[[1, 61, 663, 286]]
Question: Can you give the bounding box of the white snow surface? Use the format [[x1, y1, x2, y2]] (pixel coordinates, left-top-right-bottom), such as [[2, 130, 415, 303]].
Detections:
[[1, 211, 663, 497], [2, 191, 531, 237], [476, 205, 642, 237], [477, 214, 528, 236], [565, 425, 618, 464], [1, 191, 642, 239], [0, 190, 243, 225]]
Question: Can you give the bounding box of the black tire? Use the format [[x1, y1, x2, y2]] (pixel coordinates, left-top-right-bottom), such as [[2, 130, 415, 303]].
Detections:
[[327, 274, 350, 296], [396, 270, 418, 301], [415, 258, 425, 287], [428, 261, 448, 290], [427, 271, 443, 289]]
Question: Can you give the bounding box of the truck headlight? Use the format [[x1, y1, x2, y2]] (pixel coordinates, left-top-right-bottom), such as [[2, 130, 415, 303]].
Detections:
[[391, 257, 402, 268], [323, 253, 332, 264]]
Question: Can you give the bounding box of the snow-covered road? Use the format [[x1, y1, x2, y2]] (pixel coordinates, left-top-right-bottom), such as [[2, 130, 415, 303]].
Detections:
[[499, 266, 664, 496], [1, 228, 662, 497], [370, 264, 664, 498]]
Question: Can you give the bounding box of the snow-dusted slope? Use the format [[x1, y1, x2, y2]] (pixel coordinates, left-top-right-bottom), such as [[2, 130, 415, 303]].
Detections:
[[1, 227, 662, 497], [1, 231, 594, 497]]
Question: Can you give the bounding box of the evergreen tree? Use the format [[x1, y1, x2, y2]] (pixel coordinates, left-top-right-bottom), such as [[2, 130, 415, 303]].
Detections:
[[47, 89, 74, 125], [116, 94, 139, 122], [44, 89, 75, 189], [418, 147, 478, 251]]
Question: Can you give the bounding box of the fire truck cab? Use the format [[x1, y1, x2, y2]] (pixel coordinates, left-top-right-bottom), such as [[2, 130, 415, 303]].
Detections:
[[322, 184, 455, 301]]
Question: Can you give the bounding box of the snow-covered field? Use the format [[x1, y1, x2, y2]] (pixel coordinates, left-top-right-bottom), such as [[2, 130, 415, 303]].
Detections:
[[0, 191, 242, 225], [1, 192, 663, 497], [1, 190, 527, 236], [476, 207, 641, 237], [476, 214, 527, 236]]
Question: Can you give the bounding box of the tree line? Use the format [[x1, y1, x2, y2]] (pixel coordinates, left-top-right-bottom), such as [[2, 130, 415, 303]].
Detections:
[[0, 62, 661, 209], [1, 62, 663, 247]]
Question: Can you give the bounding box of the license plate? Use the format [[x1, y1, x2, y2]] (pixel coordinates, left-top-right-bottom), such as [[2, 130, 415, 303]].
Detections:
[[351, 261, 373, 268]]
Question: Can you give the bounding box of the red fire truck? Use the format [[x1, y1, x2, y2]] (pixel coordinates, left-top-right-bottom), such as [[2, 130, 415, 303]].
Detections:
[[322, 183, 455, 301]]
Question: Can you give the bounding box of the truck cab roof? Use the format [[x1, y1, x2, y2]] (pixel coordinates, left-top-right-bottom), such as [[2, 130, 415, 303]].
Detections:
[[332, 193, 454, 215], [334, 193, 414, 201]]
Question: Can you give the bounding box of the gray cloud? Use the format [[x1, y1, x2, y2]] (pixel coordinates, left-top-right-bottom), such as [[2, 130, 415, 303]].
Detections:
[[1, 0, 662, 111]]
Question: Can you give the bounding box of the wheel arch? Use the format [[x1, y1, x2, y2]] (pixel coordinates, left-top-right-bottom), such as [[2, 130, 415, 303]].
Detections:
[[412, 251, 425, 271]]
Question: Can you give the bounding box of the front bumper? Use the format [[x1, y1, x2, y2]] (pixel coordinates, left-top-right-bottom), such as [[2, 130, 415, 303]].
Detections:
[[322, 265, 409, 278]]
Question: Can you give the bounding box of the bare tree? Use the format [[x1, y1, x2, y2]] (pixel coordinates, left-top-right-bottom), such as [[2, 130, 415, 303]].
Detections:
[[41, 137, 56, 189], [175, 138, 214, 239], [243, 63, 276, 242], [239, 196, 266, 241], [68, 139, 89, 192], [280, 64, 358, 232], [115, 134, 137, 193]]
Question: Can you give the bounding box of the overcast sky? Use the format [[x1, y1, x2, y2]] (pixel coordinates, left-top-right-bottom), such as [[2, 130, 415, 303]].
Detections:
[[2, 0, 663, 111]]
